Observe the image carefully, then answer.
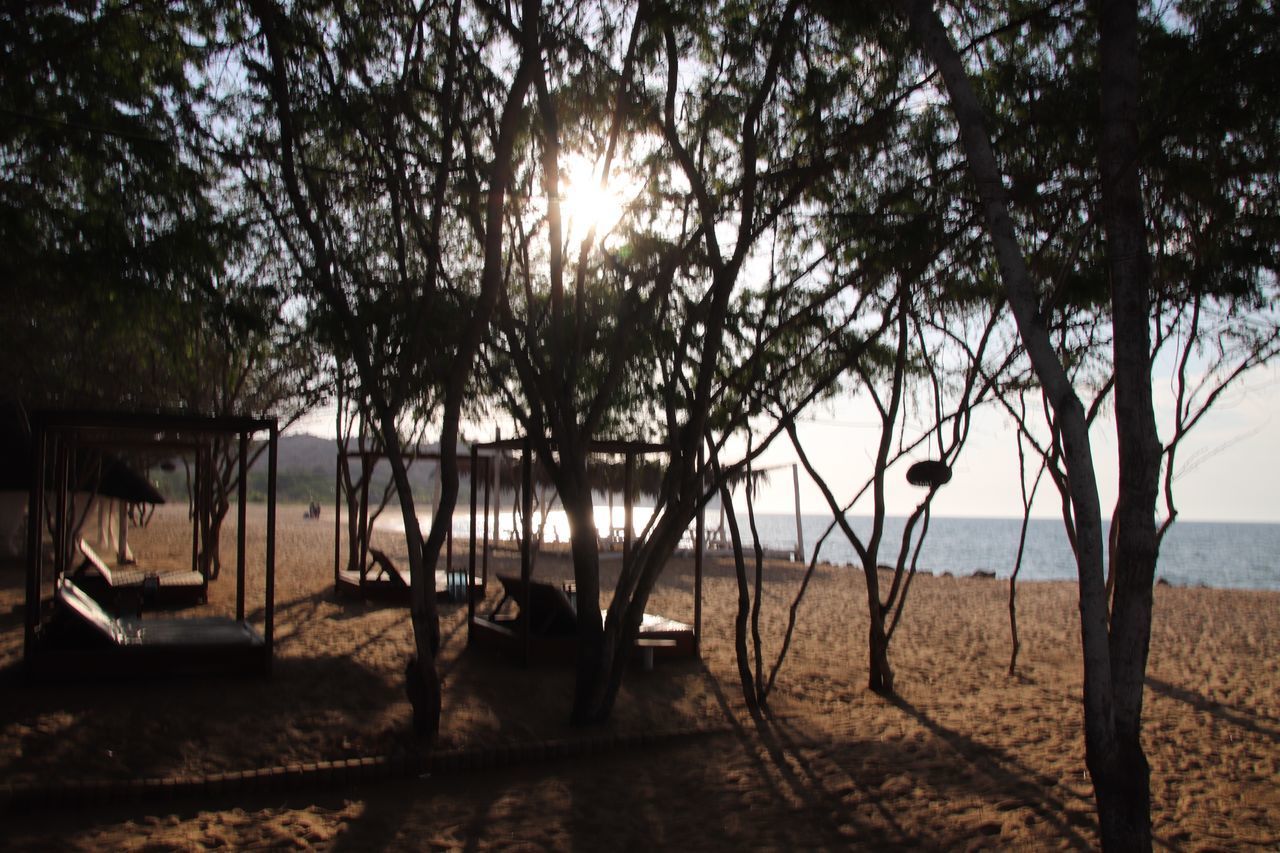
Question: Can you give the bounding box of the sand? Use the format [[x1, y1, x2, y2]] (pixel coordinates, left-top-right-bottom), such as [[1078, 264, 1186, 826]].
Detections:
[[1, 503, 1277, 850]]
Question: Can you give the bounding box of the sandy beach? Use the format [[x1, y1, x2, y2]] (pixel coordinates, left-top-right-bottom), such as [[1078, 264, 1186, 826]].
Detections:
[[1, 503, 1277, 849]]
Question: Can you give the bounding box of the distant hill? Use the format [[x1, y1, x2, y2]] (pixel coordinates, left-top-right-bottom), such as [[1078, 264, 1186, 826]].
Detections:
[[152, 434, 452, 505]]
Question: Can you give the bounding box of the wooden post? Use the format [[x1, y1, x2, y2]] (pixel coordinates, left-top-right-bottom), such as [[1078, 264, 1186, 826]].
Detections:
[[54, 433, 68, 578], [116, 499, 129, 564], [521, 437, 533, 665], [468, 445, 479, 628], [198, 440, 211, 573], [265, 421, 278, 674], [236, 433, 248, 621], [333, 448, 342, 592], [792, 463, 805, 563], [492, 427, 501, 544], [623, 451, 634, 572], [191, 447, 201, 577], [695, 448, 704, 657], [358, 452, 371, 589], [334, 371, 343, 592], [25, 422, 46, 669], [481, 454, 491, 588]]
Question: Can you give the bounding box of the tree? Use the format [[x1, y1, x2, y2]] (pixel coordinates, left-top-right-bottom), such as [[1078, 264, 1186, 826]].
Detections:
[[1, 0, 223, 405], [237, 0, 541, 737], [0, 1, 320, 562], [482, 0, 913, 724], [892, 0, 1280, 846], [786, 290, 1008, 693]]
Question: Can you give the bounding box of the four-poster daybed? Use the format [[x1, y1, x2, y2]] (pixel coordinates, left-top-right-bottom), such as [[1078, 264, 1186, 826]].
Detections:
[[24, 410, 279, 680], [465, 436, 702, 667], [332, 445, 489, 603]]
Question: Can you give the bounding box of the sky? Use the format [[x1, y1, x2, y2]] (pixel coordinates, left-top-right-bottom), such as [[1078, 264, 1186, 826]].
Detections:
[[290, 360, 1280, 524], [750, 361, 1280, 523]]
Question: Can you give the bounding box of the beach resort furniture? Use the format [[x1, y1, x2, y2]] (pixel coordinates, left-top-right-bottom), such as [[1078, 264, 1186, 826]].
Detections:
[[332, 444, 489, 605], [76, 537, 207, 607], [486, 573, 579, 637], [335, 546, 482, 604], [31, 576, 266, 679], [464, 435, 702, 667], [24, 410, 279, 681], [469, 573, 695, 666]]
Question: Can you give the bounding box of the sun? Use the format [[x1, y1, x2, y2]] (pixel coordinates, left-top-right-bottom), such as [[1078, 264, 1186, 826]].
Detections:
[[558, 153, 633, 245]]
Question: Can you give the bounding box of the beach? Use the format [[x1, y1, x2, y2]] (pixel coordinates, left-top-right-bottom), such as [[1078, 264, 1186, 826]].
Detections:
[[2, 504, 1277, 849]]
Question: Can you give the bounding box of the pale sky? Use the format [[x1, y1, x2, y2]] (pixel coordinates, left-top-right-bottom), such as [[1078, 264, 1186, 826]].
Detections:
[[749, 360, 1280, 523], [290, 361, 1280, 523]]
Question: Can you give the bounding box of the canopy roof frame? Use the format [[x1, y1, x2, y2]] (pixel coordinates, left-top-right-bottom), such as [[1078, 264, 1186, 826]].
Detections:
[[332, 446, 497, 601], [25, 410, 279, 677]]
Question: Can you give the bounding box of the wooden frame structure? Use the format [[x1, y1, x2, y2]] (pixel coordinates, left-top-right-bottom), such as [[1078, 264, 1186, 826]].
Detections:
[[332, 446, 490, 603], [24, 411, 278, 680], [465, 436, 703, 666]]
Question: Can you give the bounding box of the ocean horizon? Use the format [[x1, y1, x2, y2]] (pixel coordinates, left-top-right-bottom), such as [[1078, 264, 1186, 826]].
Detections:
[[374, 507, 1280, 592]]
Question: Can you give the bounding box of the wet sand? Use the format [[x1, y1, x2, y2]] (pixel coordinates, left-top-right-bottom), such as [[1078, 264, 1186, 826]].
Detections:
[[2, 504, 1277, 849]]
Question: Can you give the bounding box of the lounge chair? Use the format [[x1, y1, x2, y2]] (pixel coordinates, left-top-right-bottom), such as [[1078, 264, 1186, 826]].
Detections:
[[30, 576, 266, 679], [471, 574, 694, 666], [488, 574, 578, 637], [368, 547, 410, 589], [335, 547, 484, 604], [76, 538, 207, 607]]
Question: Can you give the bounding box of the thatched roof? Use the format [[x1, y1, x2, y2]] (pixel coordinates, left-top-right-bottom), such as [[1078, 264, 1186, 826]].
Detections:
[[90, 454, 166, 504], [0, 402, 164, 503]]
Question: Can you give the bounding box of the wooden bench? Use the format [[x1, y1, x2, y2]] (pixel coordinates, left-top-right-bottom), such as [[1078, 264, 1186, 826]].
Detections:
[[635, 637, 678, 671]]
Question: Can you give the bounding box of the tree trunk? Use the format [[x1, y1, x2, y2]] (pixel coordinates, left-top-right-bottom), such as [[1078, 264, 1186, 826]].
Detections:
[[864, 569, 893, 694], [1098, 0, 1161, 847], [720, 482, 762, 717], [561, 472, 606, 725], [898, 0, 1121, 845], [786, 417, 897, 694], [398, 2, 538, 738], [378, 411, 442, 739], [569, 486, 698, 725], [205, 508, 225, 579]]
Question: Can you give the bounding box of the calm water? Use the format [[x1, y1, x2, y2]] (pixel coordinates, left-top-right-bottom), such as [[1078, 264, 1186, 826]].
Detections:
[[769, 514, 1280, 592], [380, 508, 1280, 591]]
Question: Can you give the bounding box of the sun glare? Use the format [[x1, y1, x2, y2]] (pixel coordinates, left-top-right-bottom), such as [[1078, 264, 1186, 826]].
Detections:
[[558, 153, 633, 245]]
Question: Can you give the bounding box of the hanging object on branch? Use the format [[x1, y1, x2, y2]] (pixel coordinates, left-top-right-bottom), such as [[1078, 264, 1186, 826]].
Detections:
[[906, 459, 951, 489]]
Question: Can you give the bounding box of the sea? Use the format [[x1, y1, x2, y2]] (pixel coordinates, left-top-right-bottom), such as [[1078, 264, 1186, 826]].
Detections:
[[761, 514, 1280, 592], [377, 508, 1280, 592]]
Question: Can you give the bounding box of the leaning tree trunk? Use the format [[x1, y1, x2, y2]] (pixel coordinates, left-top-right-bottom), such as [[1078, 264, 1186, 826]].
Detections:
[[898, 1, 1126, 847], [374, 410, 442, 738]]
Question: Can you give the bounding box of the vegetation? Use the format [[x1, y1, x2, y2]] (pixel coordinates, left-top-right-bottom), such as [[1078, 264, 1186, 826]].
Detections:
[[3, 0, 1277, 847]]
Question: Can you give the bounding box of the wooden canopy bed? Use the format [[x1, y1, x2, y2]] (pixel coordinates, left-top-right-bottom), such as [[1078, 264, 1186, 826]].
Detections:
[[332, 446, 491, 604], [464, 437, 702, 667], [24, 410, 278, 680]]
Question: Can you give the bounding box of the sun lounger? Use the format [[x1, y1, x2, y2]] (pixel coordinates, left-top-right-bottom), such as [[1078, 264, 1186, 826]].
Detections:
[[77, 538, 206, 607], [29, 577, 266, 679], [488, 574, 578, 637], [335, 547, 483, 604], [471, 573, 694, 665]]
